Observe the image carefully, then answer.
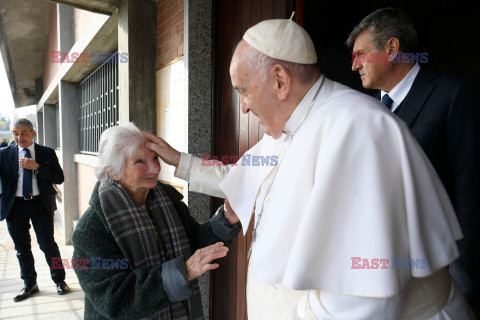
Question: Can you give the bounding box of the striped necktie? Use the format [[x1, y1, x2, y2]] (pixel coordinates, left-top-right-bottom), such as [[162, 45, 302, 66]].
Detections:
[[23, 148, 33, 199]]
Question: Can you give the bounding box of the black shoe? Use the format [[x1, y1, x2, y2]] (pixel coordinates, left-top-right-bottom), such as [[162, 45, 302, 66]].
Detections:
[[56, 281, 70, 295], [13, 284, 39, 302]]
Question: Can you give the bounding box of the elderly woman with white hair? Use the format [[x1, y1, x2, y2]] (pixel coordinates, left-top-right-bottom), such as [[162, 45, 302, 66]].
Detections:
[[72, 123, 241, 320]]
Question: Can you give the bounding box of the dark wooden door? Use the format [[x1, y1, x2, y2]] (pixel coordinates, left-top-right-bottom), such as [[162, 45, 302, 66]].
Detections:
[[211, 0, 297, 319]]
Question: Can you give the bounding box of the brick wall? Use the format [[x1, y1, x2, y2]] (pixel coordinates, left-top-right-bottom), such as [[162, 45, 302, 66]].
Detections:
[[156, 0, 184, 68], [77, 163, 97, 217], [43, 4, 59, 92]]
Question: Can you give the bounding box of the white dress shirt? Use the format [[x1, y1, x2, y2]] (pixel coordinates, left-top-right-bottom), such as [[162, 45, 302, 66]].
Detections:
[[15, 143, 40, 197], [381, 63, 421, 112]]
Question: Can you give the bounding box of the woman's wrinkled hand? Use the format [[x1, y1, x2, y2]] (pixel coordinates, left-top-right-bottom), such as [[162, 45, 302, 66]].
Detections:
[[142, 130, 181, 167], [224, 198, 240, 225], [185, 242, 228, 281]]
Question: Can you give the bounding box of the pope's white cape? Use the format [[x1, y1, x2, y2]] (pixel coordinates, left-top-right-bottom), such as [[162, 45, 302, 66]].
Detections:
[[219, 77, 462, 297]]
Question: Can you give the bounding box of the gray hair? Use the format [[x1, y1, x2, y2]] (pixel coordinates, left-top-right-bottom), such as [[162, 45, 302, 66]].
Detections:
[[243, 45, 320, 85], [95, 122, 147, 181], [11, 118, 34, 131], [345, 8, 418, 53]]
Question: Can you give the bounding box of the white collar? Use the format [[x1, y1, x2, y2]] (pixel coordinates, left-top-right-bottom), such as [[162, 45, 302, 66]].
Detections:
[[381, 63, 420, 111], [18, 143, 35, 154], [283, 75, 325, 134]]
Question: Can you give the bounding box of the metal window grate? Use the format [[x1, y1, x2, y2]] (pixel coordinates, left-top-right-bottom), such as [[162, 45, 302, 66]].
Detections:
[[79, 53, 119, 154]]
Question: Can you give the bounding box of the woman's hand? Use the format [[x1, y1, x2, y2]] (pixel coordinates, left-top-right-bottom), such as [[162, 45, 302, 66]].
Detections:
[[185, 242, 228, 281], [224, 198, 240, 225], [142, 130, 181, 167]]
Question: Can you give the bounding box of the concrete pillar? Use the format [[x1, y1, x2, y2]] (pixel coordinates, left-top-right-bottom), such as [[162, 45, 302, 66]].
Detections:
[[43, 104, 57, 149], [118, 0, 156, 132], [185, 0, 213, 317], [59, 81, 80, 244], [36, 78, 44, 144], [57, 4, 75, 55], [36, 112, 44, 145]]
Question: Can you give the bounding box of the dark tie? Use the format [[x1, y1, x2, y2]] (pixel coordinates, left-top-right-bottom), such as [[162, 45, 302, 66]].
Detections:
[[382, 94, 394, 110], [23, 148, 33, 199]]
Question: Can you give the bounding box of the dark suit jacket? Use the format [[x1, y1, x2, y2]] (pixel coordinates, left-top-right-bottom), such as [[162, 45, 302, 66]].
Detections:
[[0, 143, 64, 221], [389, 67, 480, 231], [377, 67, 480, 298]]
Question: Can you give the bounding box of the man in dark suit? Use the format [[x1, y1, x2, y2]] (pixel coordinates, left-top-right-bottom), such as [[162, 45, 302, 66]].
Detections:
[[0, 118, 70, 301], [347, 8, 480, 313]]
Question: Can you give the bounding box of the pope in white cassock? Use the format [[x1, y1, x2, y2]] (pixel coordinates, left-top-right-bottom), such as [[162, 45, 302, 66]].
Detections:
[[144, 16, 475, 320]]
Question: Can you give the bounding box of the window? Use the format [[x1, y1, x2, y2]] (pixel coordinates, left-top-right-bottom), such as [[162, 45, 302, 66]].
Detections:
[[79, 53, 119, 153]]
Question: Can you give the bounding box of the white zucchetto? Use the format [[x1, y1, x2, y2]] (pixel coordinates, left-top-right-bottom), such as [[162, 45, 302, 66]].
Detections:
[[243, 13, 317, 64]]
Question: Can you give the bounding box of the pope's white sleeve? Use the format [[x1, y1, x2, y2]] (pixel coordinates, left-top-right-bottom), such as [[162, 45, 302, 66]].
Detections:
[[308, 289, 405, 319], [174, 152, 232, 198]]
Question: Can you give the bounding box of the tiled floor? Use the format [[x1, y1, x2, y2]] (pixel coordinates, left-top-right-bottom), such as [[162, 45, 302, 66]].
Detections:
[[0, 221, 85, 320]]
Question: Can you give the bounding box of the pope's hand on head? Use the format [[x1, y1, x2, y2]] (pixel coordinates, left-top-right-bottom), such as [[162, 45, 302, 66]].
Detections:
[[185, 242, 228, 281], [142, 130, 181, 168], [19, 158, 39, 171], [224, 198, 240, 225]]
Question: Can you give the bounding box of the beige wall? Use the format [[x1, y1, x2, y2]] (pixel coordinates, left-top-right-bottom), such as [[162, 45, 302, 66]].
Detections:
[[73, 8, 97, 43], [156, 59, 187, 199], [77, 163, 97, 218], [155, 0, 187, 197]]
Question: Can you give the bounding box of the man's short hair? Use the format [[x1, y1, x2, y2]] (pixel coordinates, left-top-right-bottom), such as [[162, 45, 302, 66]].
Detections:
[[346, 8, 418, 53], [11, 118, 34, 131]]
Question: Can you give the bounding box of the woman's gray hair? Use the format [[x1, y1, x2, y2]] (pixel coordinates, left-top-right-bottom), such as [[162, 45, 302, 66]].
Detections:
[[345, 8, 418, 53], [95, 122, 147, 181], [243, 44, 320, 85]]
